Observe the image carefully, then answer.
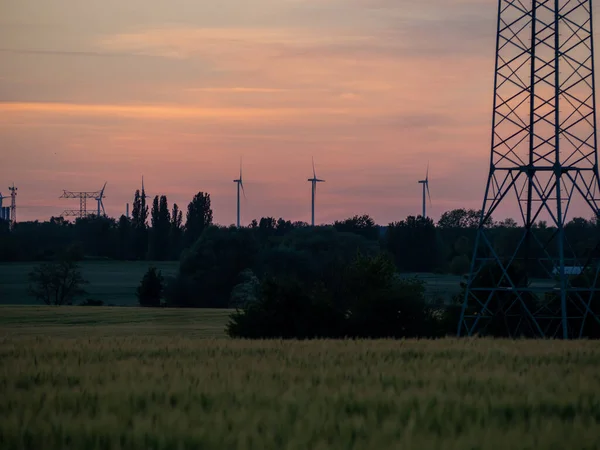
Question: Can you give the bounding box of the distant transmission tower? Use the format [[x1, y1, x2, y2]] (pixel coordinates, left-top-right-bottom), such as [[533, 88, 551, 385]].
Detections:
[[8, 184, 17, 230], [60, 183, 107, 218], [459, 0, 600, 339]]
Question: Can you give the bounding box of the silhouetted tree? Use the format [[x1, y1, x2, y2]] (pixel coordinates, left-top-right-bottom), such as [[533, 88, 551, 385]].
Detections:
[[496, 217, 518, 228], [131, 189, 149, 259], [386, 216, 438, 272], [170, 203, 183, 259], [258, 217, 277, 240], [117, 215, 133, 259], [137, 267, 164, 307], [28, 257, 88, 305], [227, 251, 447, 339], [227, 276, 342, 339], [149, 195, 171, 260], [185, 192, 213, 245], [275, 218, 294, 236], [438, 208, 491, 229], [168, 226, 259, 308], [334, 215, 379, 241]]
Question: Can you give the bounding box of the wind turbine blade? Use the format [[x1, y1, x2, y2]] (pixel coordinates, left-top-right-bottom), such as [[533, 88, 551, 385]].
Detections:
[[240, 156, 243, 181], [312, 157, 316, 179], [101, 200, 106, 215], [426, 162, 429, 181], [101, 182, 107, 197], [241, 181, 247, 200], [427, 182, 432, 206]]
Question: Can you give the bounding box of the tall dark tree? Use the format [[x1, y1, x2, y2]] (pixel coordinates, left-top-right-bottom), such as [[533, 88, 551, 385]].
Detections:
[[149, 195, 171, 260], [131, 190, 148, 230], [131, 189, 149, 259], [170, 203, 183, 259], [117, 215, 132, 260], [386, 216, 438, 272], [150, 195, 160, 227], [185, 192, 213, 245]]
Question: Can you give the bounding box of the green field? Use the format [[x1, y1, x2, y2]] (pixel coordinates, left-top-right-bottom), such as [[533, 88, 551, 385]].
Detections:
[[1, 307, 600, 450], [0, 306, 230, 338], [402, 273, 464, 303], [0, 261, 465, 306], [0, 261, 179, 306]]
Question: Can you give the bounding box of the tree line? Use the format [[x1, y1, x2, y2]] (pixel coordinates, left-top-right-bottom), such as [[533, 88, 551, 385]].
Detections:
[[0, 190, 213, 262], [19, 192, 600, 338], [1, 193, 599, 280]]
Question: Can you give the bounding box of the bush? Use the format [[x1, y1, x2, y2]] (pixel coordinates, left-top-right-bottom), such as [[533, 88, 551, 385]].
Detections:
[[227, 252, 456, 340], [229, 269, 260, 308], [137, 267, 164, 307], [227, 277, 343, 339]]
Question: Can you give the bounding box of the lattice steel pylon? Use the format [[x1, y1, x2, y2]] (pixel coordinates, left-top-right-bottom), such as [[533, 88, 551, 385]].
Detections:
[[458, 0, 600, 339], [60, 188, 103, 218]]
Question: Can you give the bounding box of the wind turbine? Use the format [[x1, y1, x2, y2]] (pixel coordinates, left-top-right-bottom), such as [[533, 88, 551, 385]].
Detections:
[[307, 157, 325, 226], [417, 163, 431, 218], [141, 176, 149, 200], [233, 158, 246, 228], [131, 175, 149, 214], [95, 182, 107, 217]]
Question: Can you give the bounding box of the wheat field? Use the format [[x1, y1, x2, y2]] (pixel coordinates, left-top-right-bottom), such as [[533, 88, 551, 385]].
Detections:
[[2, 316, 600, 450]]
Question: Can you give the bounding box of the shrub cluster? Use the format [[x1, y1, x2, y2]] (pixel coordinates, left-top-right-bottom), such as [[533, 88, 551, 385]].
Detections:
[[227, 252, 460, 339]]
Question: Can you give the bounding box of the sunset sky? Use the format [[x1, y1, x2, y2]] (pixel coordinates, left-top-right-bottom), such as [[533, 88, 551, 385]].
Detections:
[[2, 0, 596, 225]]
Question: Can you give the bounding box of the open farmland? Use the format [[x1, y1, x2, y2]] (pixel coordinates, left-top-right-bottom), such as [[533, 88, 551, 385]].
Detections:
[[1, 308, 600, 450], [0, 306, 230, 338], [0, 261, 179, 306], [0, 261, 466, 306]]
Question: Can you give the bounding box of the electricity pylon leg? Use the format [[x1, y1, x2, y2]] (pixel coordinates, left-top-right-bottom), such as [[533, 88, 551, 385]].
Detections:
[[459, 0, 600, 339]]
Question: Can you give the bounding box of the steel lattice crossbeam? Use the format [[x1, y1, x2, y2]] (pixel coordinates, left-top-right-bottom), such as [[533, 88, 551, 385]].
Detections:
[[458, 0, 600, 339], [60, 190, 102, 218]]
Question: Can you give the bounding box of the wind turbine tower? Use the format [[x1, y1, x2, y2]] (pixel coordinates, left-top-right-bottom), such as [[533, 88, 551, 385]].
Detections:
[[307, 158, 325, 226], [141, 176, 149, 200], [233, 159, 246, 228], [95, 182, 107, 217], [134, 175, 149, 221], [417, 164, 431, 218]]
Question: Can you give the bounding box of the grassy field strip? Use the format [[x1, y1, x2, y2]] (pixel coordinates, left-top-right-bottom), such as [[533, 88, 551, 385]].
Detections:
[[1, 336, 599, 449], [0, 261, 179, 306], [0, 306, 231, 338], [0, 262, 471, 306]]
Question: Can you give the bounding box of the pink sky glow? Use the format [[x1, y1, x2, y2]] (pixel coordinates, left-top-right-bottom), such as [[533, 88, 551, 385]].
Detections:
[[1, 0, 599, 225]]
